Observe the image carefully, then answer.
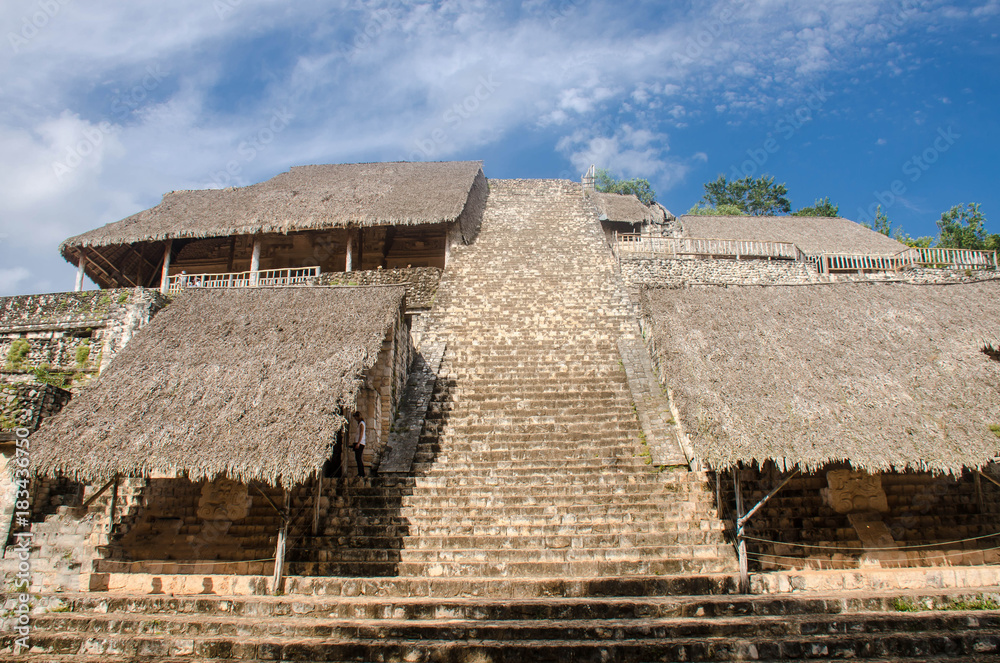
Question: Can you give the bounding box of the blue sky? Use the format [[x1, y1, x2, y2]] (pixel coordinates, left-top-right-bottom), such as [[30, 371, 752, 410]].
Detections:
[[1, 0, 999, 295]]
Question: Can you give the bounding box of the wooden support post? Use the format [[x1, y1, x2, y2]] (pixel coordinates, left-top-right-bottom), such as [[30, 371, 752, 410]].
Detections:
[[312, 473, 322, 536], [975, 472, 985, 514], [108, 475, 120, 532], [74, 253, 87, 292], [271, 490, 290, 594], [226, 237, 237, 272], [733, 466, 749, 594], [250, 238, 261, 286], [345, 233, 353, 272], [160, 241, 173, 293]]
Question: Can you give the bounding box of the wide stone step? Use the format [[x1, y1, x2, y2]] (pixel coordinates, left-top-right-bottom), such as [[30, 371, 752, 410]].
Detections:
[[23, 609, 1000, 644], [296, 544, 734, 565], [21, 587, 999, 620], [287, 556, 735, 577], [10, 623, 997, 661], [299, 530, 726, 551]]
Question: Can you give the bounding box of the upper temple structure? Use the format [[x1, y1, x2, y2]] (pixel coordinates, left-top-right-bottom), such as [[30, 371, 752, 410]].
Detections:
[[1, 161, 1000, 660]]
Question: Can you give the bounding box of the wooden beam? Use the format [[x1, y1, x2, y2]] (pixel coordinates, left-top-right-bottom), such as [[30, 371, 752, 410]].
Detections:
[[89, 248, 138, 288], [226, 237, 237, 272], [82, 254, 115, 289], [81, 476, 118, 509]]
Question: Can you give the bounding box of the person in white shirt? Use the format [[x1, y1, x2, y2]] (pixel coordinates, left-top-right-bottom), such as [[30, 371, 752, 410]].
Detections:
[[352, 412, 366, 477]]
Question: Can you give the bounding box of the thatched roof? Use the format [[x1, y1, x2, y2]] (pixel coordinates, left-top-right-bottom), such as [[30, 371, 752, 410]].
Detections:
[[642, 281, 1000, 474], [61, 161, 484, 254], [592, 193, 664, 225], [679, 215, 906, 255], [30, 286, 405, 487]]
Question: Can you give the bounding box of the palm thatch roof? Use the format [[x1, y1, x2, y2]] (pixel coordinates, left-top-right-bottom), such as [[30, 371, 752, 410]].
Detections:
[[592, 192, 665, 225], [679, 215, 906, 255], [642, 281, 1000, 474], [30, 286, 406, 487], [61, 161, 485, 254]]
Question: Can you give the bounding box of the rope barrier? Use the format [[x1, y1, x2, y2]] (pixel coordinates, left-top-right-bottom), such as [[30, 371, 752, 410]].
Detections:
[[742, 529, 1000, 552], [743, 542, 1000, 570]]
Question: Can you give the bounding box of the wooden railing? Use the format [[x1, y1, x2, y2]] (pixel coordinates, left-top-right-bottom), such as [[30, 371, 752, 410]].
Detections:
[[166, 266, 321, 292], [818, 248, 997, 273], [819, 253, 910, 273], [614, 233, 998, 274], [615, 234, 801, 261], [904, 247, 998, 269]]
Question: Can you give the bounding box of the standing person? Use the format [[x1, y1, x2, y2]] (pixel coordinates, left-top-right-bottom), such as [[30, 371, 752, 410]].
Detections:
[[352, 412, 366, 477]]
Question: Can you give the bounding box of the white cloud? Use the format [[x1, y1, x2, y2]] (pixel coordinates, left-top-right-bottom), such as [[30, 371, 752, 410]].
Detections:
[[0, 0, 991, 294], [0, 268, 29, 294]]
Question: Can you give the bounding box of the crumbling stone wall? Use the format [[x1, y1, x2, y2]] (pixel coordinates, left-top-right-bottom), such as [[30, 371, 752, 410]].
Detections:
[[620, 257, 820, 287], [317, 267, 441, 309], [0, 288, 169, 390], [0, 383, 71, 433]]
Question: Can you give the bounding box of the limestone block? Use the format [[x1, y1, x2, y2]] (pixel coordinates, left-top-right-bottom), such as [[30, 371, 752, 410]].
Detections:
[[823, 470, 889, 514]]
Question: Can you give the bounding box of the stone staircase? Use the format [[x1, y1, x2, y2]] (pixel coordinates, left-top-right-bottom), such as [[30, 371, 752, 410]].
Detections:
[[5, 179, 1000, 659], [5, 586, 1000, 661]]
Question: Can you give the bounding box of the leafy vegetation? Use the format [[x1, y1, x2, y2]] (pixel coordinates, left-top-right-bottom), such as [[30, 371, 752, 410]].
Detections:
[[937, 203, 1000, 251], [891, 594, 1000, 612], [700, 174, 790, 216], [990, 424, 1000, 439], [32, 365, 69, 389], [5, 339, 30, 370], [595, 169, 656, 205], [75, 343, 91, 368], [791, 197, 839, 217]]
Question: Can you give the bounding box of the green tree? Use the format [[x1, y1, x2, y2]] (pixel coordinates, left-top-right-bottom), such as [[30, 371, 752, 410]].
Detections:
[[595, 169, 656, 205], [893, 231, 934, 248], [937, 203, 989, 249], [685, 203, 747, 216], [791, 197, 839, 217], [700, 174, 790, 216], [861, 205, 893, 237]]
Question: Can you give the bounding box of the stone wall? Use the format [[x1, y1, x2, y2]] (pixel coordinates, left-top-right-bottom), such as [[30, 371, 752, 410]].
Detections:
[[317, 267, 442, 310], [719, 464, 1000, 572], [0, 288, 169, 390], [620, 257, 819, 287], [0, 383, 71, 434]]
